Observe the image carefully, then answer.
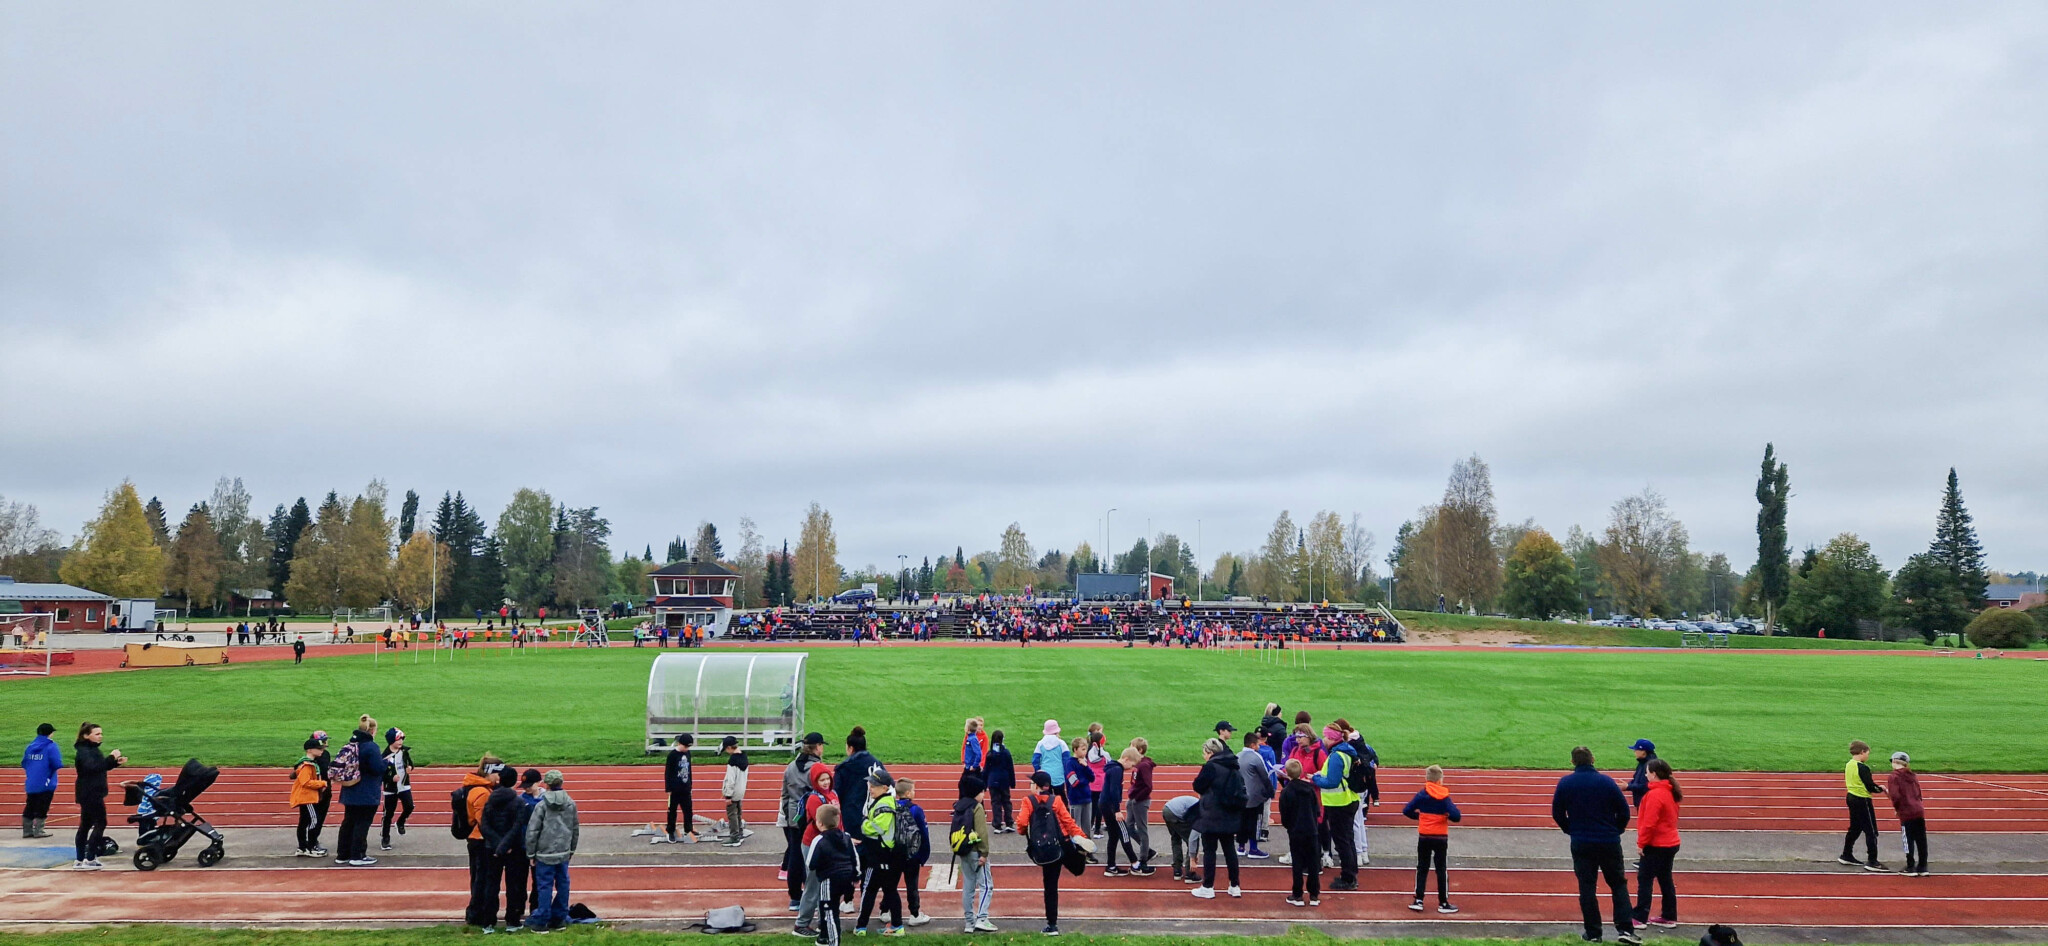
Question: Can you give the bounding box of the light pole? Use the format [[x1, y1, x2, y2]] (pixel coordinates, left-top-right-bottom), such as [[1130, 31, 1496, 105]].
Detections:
[[897, 554, 908, 603], [1106, 508, 1117, 574], [1196, 519, 1202, 601]]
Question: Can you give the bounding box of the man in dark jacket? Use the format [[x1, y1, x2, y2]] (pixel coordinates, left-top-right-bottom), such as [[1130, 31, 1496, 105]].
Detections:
[[835, 728, 886, 863], [336, 718, 389, 866], [1552, 746, 1638, 944], [1625, 739, 1657, 809], [480, 767, 529, 930]]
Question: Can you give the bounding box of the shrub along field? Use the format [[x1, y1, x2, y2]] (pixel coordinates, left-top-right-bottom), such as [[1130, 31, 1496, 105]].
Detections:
[[2, 643, 2040, 772]]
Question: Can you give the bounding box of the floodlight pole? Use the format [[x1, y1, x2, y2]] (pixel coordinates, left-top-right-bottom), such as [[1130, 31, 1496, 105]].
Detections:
[[1106, 508, 1117, 575]]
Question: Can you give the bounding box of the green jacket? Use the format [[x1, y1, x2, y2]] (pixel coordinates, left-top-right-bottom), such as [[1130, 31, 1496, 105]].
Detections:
[[861, 791, 899, 848]]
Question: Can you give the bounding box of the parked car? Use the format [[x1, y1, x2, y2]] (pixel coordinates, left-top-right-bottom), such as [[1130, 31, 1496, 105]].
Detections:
[[1649, 620, 1679, 631], [832, 588, 876, 604], [1732, 619, 1758, 634]]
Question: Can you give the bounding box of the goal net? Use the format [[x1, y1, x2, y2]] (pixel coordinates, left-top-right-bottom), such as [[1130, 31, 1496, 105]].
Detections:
[[0, 613, 56, 676]]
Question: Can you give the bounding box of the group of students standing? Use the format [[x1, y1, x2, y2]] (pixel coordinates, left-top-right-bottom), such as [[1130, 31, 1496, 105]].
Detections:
[[285, 716, 415, 864]]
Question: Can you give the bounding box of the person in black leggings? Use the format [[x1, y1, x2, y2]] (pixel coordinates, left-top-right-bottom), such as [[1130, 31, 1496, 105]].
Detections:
[[71, 722, 124, 870]]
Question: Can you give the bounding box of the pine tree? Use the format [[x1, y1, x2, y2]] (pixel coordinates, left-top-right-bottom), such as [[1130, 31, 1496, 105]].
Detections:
[[666, 537, 686, 564], [694, 522, 722, 563], [1753, 443, 1791, 629], [267, 498, 311, 595], [955, 547, 965, 568], [1930, 468, 1989, 610], [144, 497, 170, 548], [398, 490, 420, 543]]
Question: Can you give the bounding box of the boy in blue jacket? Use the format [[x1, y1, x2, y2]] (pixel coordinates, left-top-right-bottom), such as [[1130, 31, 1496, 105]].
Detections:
[[897, 779, 933, 926], [20, 723, 61, 839]]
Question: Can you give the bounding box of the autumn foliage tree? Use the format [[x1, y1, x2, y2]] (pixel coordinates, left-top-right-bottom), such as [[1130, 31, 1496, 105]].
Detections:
[[165, 503, 226, 611], [1501, 529, 1580, 619], [61, 481, 165, 598], [1596, 488, 1688, 617]]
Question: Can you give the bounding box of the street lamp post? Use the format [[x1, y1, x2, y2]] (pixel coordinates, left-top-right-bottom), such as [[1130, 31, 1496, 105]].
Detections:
[[1106, 508, 1117, 575], [898, 554, 908, 603]]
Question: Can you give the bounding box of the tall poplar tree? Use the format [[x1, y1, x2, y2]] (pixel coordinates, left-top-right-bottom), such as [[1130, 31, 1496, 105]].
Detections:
[[1753, 444, 1792, 631]]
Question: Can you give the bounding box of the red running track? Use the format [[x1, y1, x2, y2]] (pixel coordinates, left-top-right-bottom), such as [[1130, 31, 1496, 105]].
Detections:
[[6, 765, 2045, 832], [2, 862, 2043, 928]]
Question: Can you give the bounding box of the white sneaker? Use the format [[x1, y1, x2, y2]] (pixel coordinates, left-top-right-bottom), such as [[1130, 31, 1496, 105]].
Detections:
[[907, 914, 931, 927], [1278, 853, 1293, 865], [1191, 886, 1215, 899], [72, 860, 99, 871], [974, 920, 999, 933], [1227, 885, 1241, 898], [1359, 854, 1370, 866]]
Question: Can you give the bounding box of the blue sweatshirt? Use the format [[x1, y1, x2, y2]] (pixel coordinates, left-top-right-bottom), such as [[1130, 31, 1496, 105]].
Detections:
[[21, 735, 62, 794], [985, 745, 1016, 789], [905, 801, 931, 866], [1551, 764, 1630, 844]]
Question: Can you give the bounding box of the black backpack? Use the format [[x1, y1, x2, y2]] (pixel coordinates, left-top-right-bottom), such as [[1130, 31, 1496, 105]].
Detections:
[[1024, 797, 1064, 865], [1344, 747, 1371, 794], [891, 801, 924, 865], [449, 786, 476, 839], [947, 803, 980, 856], [1214, 763, 1248, 811]]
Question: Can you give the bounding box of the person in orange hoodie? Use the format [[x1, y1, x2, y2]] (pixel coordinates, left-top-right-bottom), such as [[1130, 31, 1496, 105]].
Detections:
[[289, 739, 329, 857], [1402, 765, 1462, 914], [1632, 759, 1682, 928], [461, 754, 505, 929]]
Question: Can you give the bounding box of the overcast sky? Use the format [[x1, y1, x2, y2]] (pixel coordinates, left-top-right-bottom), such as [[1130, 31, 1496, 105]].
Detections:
[[4, 3, 2043, 577]]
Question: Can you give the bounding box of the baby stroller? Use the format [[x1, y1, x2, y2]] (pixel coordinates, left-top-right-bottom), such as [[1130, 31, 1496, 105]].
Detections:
[[124, 759, 226, 871]]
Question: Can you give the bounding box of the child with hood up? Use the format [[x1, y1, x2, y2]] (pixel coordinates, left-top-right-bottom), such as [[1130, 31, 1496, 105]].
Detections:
[[792, 766, 840, 938]]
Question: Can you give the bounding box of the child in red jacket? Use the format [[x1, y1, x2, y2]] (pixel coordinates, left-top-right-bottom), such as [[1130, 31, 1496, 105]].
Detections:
[[1887, 752, 1927, 877]]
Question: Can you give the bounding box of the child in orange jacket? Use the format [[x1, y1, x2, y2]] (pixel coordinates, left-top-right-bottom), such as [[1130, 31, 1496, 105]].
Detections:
[[290, 739, 330, 856], [1402, 765, 1462, 914]]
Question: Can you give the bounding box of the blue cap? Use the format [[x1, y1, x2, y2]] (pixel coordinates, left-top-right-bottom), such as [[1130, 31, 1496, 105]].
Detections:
[[1630, 739, 1655, 752]]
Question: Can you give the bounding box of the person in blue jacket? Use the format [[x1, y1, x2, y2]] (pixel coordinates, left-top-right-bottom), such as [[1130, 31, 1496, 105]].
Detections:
[[1552, 746, 1638, 945], [897, 779, 933, 926], [984, 731, 1016, 834], [335, 715, 390, 867], [20, 723, 61, 839]]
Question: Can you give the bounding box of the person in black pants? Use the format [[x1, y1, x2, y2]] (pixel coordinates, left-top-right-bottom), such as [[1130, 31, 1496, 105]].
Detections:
[[663, 735, 697, 842], [480, 767, 530, 930], [1552, 746, 1639, 945], [335, 718, 389, 866], [985, 731, 1016, 833], [1276, 760, 1323, 905], [1190, 737, 1244, 897], [1839, 741, 1888, 871], [380, 729, 415, 851], [70, 722, 123, 870]]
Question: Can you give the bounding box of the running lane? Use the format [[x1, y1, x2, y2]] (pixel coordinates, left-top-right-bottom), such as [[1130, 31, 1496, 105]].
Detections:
[[4, 766, 2043, 832], [1, 863, 2041, 928]]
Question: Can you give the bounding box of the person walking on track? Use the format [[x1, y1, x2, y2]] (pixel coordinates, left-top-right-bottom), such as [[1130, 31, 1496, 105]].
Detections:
[[1552, 746, 1639, 944], [1887, 751, 1928, 877], [71, 722, 123, 871]]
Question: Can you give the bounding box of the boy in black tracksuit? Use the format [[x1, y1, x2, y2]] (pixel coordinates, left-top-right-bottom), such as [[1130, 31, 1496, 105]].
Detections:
[[664, 735, 697, 842], [985, 733, 1016, 833], [1278, 760, 1323, 906], [808, 804, 861, 946]]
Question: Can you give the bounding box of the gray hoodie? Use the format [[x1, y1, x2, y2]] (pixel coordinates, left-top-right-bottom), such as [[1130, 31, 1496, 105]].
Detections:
[[1237, 748, 1274, 807], [780, 754, 816, 828], [525, 789, 580, 865]]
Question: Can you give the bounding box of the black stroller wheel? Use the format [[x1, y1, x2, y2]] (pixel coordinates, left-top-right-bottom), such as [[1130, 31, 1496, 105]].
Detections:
[[132, 847, 162, 872], [197, 842, 224, 867], [96, 836, 120, 857]]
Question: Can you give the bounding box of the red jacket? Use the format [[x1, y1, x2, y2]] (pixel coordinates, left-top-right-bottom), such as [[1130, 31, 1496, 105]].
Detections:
[[1635, 780, 1680, 849], [1887, 768, 1925, 821]]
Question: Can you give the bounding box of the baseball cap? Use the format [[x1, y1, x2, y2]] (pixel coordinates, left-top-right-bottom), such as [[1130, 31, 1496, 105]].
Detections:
[[311, 730, 329, 742], [803, 731, 825, 746], [303, 738, 324, 751], [720, 735, 739, 749], [1214, 720, 1234, 733], [1629, 739, 1655, 753], [1891, 751, 1910, 763]]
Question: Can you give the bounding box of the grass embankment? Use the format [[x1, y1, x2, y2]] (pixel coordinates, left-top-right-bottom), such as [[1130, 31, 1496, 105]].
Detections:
[[0, 929, 1706, 946], [1393, 611, 1930, 650], [2, 645, 2040, 772]]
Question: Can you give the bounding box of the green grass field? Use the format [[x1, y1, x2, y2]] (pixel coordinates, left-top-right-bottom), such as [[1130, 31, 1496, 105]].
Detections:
[[1391, 611, 1935, 649], [4, 644, 2041, 772]]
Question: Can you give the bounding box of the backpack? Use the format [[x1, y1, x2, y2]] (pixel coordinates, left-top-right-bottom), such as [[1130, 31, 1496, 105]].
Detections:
[[449, 786, 476, 839], [1343, 746, 1370, 794], [892, 801, 925, 865], [1024, 797, 1064, 866], [1213, 763, 1248, 811], [331, 741, 362, 788], [947, 803, 981, 856], [1700, 926, 1743, 946]]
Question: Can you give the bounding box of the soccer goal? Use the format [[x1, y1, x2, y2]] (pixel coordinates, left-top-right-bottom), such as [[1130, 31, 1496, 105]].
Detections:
[[0, 613, 56, 676]]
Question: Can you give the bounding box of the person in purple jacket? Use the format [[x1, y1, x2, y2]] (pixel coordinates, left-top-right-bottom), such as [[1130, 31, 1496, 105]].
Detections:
[[20, 723, 61, 839]]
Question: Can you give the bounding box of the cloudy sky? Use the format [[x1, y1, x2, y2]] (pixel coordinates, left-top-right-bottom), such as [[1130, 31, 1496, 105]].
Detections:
[[4, 3, 2043, 576]]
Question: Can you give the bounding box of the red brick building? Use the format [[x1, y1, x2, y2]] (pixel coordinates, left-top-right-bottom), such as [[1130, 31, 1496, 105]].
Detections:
[[0, 578, 115, 631]]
